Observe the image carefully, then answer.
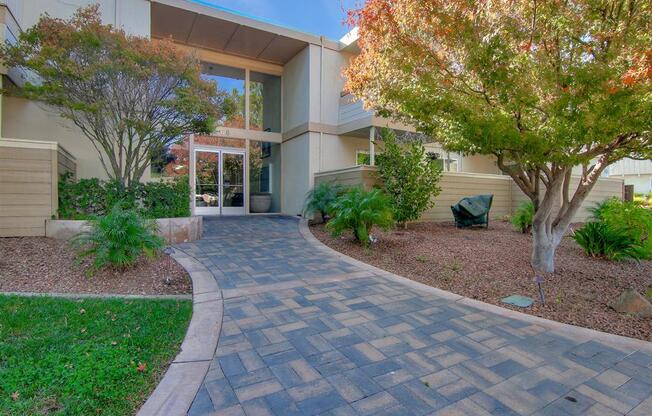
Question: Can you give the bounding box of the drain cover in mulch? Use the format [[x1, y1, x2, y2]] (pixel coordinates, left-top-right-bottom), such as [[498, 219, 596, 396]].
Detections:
[[501, 295, 534, 308]]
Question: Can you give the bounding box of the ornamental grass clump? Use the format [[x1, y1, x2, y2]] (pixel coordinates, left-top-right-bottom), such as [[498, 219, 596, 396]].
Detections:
[[326, 187, 394, 247], [73, 204, 165, 275]]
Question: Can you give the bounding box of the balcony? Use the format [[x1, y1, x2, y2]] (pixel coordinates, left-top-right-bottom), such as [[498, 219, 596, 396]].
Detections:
[[338, 93, 415, 136]]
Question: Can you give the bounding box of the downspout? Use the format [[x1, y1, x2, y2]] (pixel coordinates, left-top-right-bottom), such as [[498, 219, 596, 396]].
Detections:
[[319, 36, 324, 172]]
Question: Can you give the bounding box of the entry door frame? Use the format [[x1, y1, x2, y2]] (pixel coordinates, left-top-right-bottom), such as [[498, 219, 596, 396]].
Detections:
[[192, 146, 246, 216]]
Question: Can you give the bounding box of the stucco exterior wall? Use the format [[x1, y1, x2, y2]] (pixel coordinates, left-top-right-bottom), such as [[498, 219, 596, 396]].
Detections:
[[319, 134, 369, 172], [462, 154, 502, 174], [283, 47, 310, 131], [2, 96, 152, 181], [281, 133, 311, 215], [10, 0, 150, 37], [618, 175, 651, 194]]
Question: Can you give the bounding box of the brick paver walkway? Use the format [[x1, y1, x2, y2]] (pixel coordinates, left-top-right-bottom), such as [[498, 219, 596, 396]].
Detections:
[[178, 216, 652, 416]]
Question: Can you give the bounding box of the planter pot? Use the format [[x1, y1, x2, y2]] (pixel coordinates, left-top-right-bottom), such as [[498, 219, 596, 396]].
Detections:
[[46, 216, 203, 244], [250, 193, 272, 213]]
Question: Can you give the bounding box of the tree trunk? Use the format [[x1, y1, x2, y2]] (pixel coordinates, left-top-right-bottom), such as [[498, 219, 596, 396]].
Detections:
[[531, 222, 562, 274]]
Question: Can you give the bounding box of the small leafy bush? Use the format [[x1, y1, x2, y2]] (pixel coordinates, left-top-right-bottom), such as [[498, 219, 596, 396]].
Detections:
[[511, 201, 534, 233], [376, 128, 442, 227], [589, 198, 652, 259], [304, 182, 344, 222], [572, 221, 643, 261], [326, 187, 394, 247], [59, 173, 190, 219], [73, 204, 165, 274]]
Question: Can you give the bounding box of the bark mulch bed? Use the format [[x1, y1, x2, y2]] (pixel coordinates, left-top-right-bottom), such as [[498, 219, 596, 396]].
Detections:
[[0, 237, 191, 296], [311, 221, 652, 341]]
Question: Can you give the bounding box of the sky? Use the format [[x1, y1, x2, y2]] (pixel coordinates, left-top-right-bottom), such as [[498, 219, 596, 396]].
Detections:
[[190, 0, 361, 41]]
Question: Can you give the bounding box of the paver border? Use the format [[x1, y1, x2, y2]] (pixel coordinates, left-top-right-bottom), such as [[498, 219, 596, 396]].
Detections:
[[299, 218, 652, 354], [137, 247, 223, 416]]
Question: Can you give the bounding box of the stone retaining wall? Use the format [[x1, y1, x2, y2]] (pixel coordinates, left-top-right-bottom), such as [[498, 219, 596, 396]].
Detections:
[[46, 216, 203, 244]]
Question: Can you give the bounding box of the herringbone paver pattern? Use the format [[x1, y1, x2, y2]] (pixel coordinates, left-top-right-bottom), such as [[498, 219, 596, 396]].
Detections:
[[180, 216, 652, 416]]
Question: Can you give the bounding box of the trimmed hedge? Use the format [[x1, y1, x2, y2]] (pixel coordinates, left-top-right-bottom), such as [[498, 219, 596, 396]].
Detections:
[[58, 174, 191, 219]]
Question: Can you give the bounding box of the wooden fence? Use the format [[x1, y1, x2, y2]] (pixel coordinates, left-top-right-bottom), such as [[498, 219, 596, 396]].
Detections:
[[0, 138, 76, 237], [315, 166, 624, 223]]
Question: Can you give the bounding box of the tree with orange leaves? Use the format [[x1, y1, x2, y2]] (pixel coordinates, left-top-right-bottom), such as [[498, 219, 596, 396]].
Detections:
[[345, 0, 651, 277], [0, 5, 221, 186]]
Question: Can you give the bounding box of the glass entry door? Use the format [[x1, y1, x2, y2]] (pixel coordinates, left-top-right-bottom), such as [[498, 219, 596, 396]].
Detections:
[[194, 149, 245, 215]]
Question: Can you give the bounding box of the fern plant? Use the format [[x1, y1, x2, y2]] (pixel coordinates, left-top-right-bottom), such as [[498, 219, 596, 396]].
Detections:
[[73, 204, 165, 274], [326, 187, 394, 247], [304, 182, 344, 222], [572, 221, 643, 261], [589, 198, 652, 259], [511, 201, 534, 233]]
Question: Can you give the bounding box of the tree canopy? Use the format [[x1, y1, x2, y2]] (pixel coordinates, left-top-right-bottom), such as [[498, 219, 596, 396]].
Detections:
[[0, 5, 220, 185], [345, 0, 652, 274]]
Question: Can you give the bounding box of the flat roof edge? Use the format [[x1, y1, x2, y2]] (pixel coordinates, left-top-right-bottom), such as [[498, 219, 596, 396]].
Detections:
[[152, 0, 343, 50]]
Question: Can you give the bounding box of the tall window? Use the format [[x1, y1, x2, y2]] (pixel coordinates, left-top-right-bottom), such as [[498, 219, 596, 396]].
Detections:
[[249, 71, 281, 133], [201, 63, 246, 129]]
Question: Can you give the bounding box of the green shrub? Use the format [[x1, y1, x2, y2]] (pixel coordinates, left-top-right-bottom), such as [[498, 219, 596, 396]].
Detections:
[[376, 129, 442, 227], [326, 187, 394, 247], [304, 182, 344, 222], [511, 201, 534, 233], [590, 198, 652, 259], [73, 204, 165, 274], [58, 173, 190, 219], [572, 221, 643, 261]]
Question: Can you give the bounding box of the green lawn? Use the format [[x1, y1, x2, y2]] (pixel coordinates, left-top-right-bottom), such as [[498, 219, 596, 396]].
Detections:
[[0, 295, 192, 415]]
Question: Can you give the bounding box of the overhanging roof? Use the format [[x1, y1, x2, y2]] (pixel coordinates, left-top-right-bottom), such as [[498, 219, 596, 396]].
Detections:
[[150, 0, 341, 65]]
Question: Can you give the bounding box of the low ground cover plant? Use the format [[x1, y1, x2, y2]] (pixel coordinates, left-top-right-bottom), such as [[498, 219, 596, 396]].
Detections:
[[0, 295, 191, 415], [326, 187, 394, 247], [73, 204, 165, 275], [573, 198, 652, 260], [59, 173, 190, 219], [511, 201, 534, 233], [304, 182, 344, 222]]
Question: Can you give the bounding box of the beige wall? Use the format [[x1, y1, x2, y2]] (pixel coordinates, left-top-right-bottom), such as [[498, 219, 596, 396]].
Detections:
[[283, 47, 310, 132], [462, 154, 502, 174], [621, 175, 652, 194], [314, 167, 624, 223], [9, 0, 150, 37], [2, 96, 154, 181], [315, 165, 378, 191], [511, 177, 624, 222], [0, 138, 76, 237], [281, 133, 311, 215], [319, 134, 369, 172]]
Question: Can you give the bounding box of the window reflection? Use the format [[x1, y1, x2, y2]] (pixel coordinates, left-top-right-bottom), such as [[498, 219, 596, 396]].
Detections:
[[249, 71, 281, 133], [249, 141, 281, 213], [202, 63, 246, 129]]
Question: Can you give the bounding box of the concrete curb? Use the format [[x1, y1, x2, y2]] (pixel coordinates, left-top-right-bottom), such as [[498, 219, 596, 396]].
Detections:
[[0, 291, 192, 300], [137, 248, 223, 416], [298, 219, 652, 355]]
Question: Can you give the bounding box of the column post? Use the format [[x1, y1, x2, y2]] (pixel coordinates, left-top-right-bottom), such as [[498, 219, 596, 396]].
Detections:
[[369, 126, 376, 166]]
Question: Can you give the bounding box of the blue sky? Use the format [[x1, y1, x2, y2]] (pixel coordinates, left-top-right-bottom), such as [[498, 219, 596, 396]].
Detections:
[[190, 0, 361, 40]]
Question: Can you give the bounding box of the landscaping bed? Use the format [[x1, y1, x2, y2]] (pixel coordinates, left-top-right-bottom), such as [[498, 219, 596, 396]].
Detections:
[[0, 295, 192, 415], [0, 237, 191, 295], [311, 220, 652, 341]]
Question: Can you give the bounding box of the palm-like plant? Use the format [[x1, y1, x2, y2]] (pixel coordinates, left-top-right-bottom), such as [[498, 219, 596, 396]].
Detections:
[[326, 187, 394, 247], [73, 204, 165, 275], [304, 182, 344, 222]]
